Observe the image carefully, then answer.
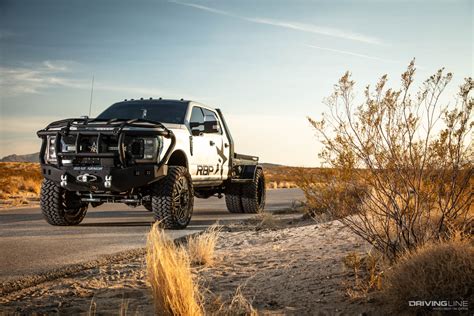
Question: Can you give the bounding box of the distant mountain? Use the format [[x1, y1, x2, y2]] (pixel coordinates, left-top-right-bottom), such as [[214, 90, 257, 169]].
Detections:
[[0, 153, 40, 163]]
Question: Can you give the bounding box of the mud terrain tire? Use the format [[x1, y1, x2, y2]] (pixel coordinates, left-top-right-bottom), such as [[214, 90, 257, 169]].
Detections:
[[241, 168, 265, 213], [225, 183, 243, 213], [150, 166, 194, 229], [40, 179, 88, 225]]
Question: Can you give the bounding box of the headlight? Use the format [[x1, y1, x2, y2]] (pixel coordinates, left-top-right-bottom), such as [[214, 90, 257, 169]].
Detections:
[[126, 136, 162, 162], [143, 138, 160, 160], [45, 136, 57, 163]]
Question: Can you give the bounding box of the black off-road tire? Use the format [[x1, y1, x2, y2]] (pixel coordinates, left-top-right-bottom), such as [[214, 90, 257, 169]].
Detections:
[[225, 183, 244, 213], [40, 179, 88, 226], [241, 168, 266, 213], [150, 166, 194, 229], [143, 203, 153, 212]]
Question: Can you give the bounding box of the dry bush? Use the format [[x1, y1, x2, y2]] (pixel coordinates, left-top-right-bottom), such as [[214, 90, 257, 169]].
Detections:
[[264, 165, 328, 189], [0, 162, 42, 202], [343, 250, 384, 299], [308, 61, 473, 260], [208, 286, 258, 316], [253, 211, 279, 231], [146, 223, 203, 316], [382, 238, 474, 313], [187, 225, 220, 266], [297, 168, 369, 218]]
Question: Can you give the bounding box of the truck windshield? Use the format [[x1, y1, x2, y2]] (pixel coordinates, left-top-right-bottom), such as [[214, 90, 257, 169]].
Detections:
[[97, 100, 188, 124]]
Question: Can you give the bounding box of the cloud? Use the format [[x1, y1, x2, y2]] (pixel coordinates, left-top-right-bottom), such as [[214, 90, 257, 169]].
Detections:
[[0, 61, 85, 96], [0, 61, 169, 97], [170, 1, 383, 45], [170, 1, 231, 16], [305, 44, 399, 63], [246, 18, 382, 45]]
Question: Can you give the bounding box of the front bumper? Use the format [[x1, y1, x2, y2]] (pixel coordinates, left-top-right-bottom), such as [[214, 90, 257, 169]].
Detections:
[[41, 164, 167, 192]]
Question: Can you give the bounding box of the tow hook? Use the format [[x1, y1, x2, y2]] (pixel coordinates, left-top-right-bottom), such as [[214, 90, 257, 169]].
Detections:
[[60, 174, 68, 187], [76, 174, 98, 183], [104, 175, 112, 188]]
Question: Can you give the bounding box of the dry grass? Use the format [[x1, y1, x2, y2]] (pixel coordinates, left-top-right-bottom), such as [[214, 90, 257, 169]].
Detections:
[[264, 165, 332, 190], [146, 223, 203, 316], [0, 162, 42, 205], [255, 212, 277, 230], [382, 238, 474, 312], [187, 225, 220, 266], [208, 286, 258, 316], [343, 250, 384, 299]]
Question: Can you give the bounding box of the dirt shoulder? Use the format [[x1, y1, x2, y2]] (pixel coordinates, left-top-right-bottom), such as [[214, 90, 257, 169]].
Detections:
[[0, 214, 387, 315]]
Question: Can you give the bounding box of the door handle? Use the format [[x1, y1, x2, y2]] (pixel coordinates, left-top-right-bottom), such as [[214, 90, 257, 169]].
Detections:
[[210, 141, 215, 146]]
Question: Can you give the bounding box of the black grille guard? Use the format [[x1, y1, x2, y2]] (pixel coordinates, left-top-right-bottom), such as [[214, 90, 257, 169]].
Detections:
[[37, 118, 176, 169]]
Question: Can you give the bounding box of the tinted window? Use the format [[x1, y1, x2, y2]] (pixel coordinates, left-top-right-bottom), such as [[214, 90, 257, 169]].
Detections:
[[190, 107, 205, 132], [202, 108, 221, 133], [190, 107, 204, 124], [97, 101, 188, 124]]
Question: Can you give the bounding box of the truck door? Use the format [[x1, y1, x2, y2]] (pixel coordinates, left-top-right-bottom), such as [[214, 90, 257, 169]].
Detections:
[[202, 108, 228, 181], [188, 106, 224, 181]]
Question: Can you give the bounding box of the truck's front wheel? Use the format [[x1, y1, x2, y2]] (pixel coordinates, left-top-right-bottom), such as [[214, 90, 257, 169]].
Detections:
[[150, 166, 194, 229], [40, 179, 88, 226]]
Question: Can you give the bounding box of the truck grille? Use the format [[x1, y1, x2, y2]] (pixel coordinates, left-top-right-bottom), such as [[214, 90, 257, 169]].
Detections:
[[60, 134, 120, 166]]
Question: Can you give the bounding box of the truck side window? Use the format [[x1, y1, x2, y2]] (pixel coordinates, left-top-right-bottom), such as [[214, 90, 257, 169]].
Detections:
[[202, 108, 222, 134], [190, 106, 205, 132]]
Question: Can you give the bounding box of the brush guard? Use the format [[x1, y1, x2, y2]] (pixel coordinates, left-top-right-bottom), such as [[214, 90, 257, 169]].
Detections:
[[37, 118, 176, 192]]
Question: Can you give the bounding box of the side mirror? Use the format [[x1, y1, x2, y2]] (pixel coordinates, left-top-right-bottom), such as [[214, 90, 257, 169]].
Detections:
[[190, 122, 203, 136], [203, 115, 219, 133], [191, 128, 202, 136]]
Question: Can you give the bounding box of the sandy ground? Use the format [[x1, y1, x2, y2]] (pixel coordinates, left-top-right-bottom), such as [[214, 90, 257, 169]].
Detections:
[[0, 213, 386, 315], [0, 196, 39, 209], [199, 216, 382, 315]]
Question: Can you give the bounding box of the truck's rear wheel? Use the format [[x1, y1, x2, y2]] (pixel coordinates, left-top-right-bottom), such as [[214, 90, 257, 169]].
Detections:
[[225, 183, 244, 213], [40, 179, 88, 226], [150, 166, 194, 229], [241, 168, 266, 213]]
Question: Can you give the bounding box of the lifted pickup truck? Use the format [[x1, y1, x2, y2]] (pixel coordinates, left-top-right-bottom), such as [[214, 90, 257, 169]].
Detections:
[[37, 99, 265, 229]]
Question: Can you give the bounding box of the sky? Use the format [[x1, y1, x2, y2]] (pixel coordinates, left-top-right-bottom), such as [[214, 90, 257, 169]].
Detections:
[[0, 0, 472, 166]]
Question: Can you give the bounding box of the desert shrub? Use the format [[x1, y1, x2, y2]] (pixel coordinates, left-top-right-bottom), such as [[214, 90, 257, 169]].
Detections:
[[187, 225, 220, 266], [0, 162, 42, 199], [383, 239, 474, 313], [207, 286, 258, 316], [255, 212, 277, 230], [297, 168, 369, 218], [308, 61, 473, 260], [264, 165, 330, 190], [343, 250, 384, 298], [146, 223, 203, 316]]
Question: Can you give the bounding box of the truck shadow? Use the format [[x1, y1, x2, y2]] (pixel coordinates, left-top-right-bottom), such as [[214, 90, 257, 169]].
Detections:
[[79, 221, 153, 227], [79, 218, 243, 228]]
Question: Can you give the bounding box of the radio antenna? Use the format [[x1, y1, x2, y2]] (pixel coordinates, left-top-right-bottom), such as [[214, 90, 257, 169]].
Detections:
[[88, 75, 95, 117]]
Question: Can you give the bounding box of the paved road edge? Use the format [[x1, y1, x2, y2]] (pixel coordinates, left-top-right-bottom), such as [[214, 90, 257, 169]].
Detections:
[[0, 231, 198, 297]]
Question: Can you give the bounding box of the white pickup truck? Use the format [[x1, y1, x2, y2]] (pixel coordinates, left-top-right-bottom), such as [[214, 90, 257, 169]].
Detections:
[[37, 99, 266, 229]]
